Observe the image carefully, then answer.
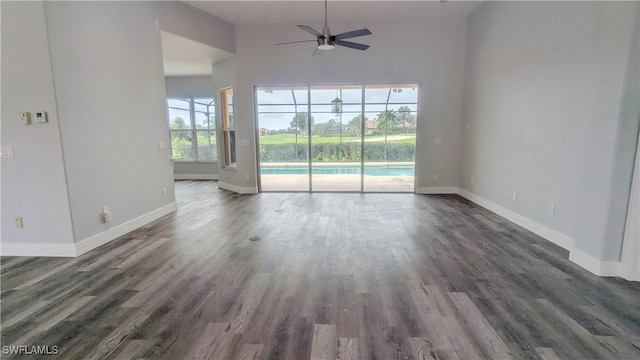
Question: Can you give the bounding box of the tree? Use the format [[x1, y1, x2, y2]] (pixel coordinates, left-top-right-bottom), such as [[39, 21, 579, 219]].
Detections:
[[170, 117, 188, 130], [376, 110, 397, 134], [346, 115, 364, 136], [290, 113, 314, 135], [170, 117, 192, 142], [314, 119, 336, 137], [396, 106, 416, 133]]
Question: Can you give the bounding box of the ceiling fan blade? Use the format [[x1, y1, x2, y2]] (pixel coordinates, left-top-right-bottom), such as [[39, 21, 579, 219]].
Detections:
[[335, 39, 369, 51], [297, 25, 322, 37], [275, 39, 318, 46], [333, 28, 372, 40]]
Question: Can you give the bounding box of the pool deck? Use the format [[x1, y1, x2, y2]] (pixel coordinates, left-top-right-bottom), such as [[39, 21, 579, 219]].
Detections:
[[260, 162, 415, 168], [260, 174, 415, 192]]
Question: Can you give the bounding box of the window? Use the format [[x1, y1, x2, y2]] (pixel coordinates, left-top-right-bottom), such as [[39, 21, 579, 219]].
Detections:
[[167, 98, 216, 161], [220, 88, 236, 168]]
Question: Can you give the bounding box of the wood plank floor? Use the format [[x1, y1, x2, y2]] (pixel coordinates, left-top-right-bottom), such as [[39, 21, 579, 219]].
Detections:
[[2, 180, 639, 359]]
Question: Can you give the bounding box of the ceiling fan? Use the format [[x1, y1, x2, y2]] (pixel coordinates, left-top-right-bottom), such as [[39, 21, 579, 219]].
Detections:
[[275, 0, 372, 55]]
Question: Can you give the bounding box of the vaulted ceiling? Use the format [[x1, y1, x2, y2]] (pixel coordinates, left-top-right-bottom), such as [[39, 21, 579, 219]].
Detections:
[[186, 1, 481, 25], [163, 1, 481, 76]]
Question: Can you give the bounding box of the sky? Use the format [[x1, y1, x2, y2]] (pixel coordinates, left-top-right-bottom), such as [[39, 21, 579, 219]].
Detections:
[[256, 85, 419, 130], [167, 85, 419, 130]]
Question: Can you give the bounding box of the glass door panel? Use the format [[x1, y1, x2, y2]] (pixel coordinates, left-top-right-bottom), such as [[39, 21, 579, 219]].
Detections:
[[363, 85, 418, 192], [310, 85, 362, 192], [257, 86, 309, 191]]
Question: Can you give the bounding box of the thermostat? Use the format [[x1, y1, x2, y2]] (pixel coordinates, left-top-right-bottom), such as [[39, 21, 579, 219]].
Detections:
[[35, 111, 48, 123]]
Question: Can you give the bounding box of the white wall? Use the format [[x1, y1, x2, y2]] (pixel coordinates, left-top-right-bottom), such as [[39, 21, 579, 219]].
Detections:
[[156, 1, 235, 54], [607, 13, 640, 261], [619, 18, 640, 281], [223, 19, 468, 192], [1, 1, 75, 254], [461, 2, 638, 270], [165, 75, 219, 179], [44, 1, 175, 243], [621, 131, 640, 281], [165, 76, 216, 98]]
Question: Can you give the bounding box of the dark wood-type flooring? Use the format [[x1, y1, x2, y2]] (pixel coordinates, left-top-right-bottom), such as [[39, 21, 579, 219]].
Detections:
[[2, 181, 639, 359]]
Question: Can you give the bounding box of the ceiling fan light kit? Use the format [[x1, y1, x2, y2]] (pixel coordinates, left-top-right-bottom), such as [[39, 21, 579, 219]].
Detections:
[[275, 0, 371, 54]]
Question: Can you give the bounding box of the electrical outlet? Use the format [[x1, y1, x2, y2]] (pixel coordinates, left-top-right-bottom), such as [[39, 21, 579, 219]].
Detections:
[[466, 123, 470, 130], [470, 177, 475, 185], [433, 174, 438, 181], [15, 216, 23, 229], [512, 192, 518, 202], [162, 187, 168, 197], [549, 203, 556, 215], [158, 141, 166, 150], [434, 137, 441, 145]]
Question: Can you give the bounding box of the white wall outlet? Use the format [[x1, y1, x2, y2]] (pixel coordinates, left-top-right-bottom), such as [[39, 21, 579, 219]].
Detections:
[[1, 146, 14, 159], [433, 174, 438, 181], [34, 111, 48, 123], [162, 187, 168, 197], [20, 112, 31, 125], [158, 140, 166, 150], [15, 216, 23, 229], [470, 177, 475, 185], [466, 123, 470, 130], [549, 203, 556, 215], [244, 173, 250, 180], [241, 139, 250, 146], [434, 137, 441, 145], [512, 192, 518, 202]]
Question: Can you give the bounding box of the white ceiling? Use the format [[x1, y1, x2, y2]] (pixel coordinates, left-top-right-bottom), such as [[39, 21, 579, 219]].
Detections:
[[161, 31, 233, 76], [186, 1, 482, 25]]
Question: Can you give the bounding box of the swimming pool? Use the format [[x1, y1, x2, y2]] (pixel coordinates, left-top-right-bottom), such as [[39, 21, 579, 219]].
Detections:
[[260, 165, 414, 176]]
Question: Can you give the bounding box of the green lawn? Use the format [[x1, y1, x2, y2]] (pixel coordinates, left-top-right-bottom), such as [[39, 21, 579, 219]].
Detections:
[[258, 133, 416, 145]]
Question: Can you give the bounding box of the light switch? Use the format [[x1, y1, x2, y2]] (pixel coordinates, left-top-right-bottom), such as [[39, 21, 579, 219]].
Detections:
[[158, 141, 166, 150], [20, 112, 31, 125], [1, 146, 14, 158]]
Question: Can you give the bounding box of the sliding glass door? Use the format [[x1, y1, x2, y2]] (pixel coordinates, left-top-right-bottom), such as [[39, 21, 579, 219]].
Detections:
[[363, 85, 418, 192], [310, 85, 362, 192], [256, 87, 309, 191], [256, 84, 418, 192]]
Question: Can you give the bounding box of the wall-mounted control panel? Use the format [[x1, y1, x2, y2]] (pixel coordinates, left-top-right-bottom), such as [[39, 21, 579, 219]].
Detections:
[[20, 111, 48, 124], [35, 111, 48, 123]]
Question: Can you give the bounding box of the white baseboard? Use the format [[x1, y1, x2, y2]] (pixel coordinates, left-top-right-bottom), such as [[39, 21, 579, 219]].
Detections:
[[569, 247, 621, 277], [457, 188, 575, 250], [457, 187, 631, 279], [416, 186, 458, 194], [75, 202, 177, 256], [0, 203, 177, 258], [218, 182, 258, 194], [0, 242, 76, 257], [173, 174, 218, 180]]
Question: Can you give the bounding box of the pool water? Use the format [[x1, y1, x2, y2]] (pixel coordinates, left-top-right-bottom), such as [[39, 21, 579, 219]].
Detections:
[[260, 165, 414, 176]]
